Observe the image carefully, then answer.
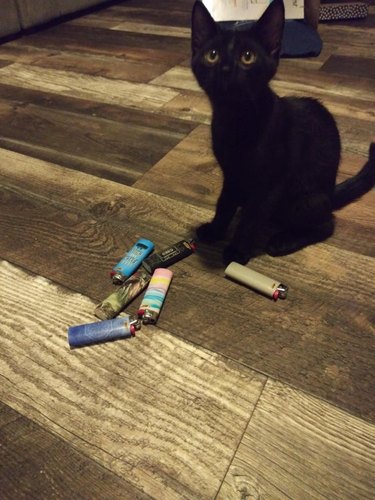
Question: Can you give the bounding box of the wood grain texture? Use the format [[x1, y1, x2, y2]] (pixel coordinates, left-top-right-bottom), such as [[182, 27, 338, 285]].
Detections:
[[0, 0, 374, 495], [0, 81, 196, 133], [0, 45, 59, 65], [151, 66, 202, 92], [0, 149, 374, 422], [0, 91, 195, 184], [218, 379, 375, 499], [24, 50, 174, 83], [318, 23, 375, 58], [93, 5, 191, 28], [112, 22, 191, 39], [162, 90, 211, 124], [0, 260, 266, 499], [0, 402, 150, 500], [70, 0, 193, 30], [3, 21, 191, 83], [0, 63, 179, 111], [134, 124, 221, 209], [11, 23, 190, 60], [321, 55, 375, 80], [0, 60, 12, 69]]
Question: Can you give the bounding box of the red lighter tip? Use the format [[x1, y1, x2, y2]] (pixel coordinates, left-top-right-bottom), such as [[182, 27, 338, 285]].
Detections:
[[273, 290, 279, 301], [138, 309, 145, 318]]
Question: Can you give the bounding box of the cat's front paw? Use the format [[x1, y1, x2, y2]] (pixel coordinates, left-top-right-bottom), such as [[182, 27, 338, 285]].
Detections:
[[223, 244, 251, 266], [196, 222, 224, 243]]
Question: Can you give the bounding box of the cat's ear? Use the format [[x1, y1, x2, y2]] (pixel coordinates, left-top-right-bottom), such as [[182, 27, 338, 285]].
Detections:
[[253, 0, 285, 59], [191, 1, 217, 55]]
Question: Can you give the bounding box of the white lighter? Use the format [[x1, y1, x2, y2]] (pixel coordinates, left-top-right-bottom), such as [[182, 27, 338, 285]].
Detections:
[[225, 262, 288, 301]]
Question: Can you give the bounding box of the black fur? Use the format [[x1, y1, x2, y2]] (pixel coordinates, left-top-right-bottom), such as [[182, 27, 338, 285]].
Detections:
[[191, 0, 375, 265]]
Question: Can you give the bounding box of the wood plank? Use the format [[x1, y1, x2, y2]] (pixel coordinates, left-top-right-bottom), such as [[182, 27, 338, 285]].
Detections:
[[273, 76, 375, 113], [150, 66, 208, 92], [105, 0, 194, 13], [338, 151, 372, 180], [0, 402, 150, 499], [0, 151, 374, 422], [11, 23, 190, 63], [0, 82, 196, 131], [276, 61, 375, 121], [0, 60, 12, 69], [162, 90, 211, 124], [321, 55, 375, 80], [0, 63, 179, 111], [1, 146, 373, 258], [0, 94, 194, 184], [0, 147, 210, 235], [90, 5, 191, 28], [70, 12, 191, 37], [322, 44, 375, 60], [0, 260, 266, 499], [134, 124, 221, 210], [111, 22, 191, 39], [319, 23, 375, 49], [0, 44, 61, 65], [274, 62, 375, 103], [0, 168, 207, 301], [23, 51, 174, 83], [218, 379, 375, 499], [0, 24, 185, 83], [334, 115, 375, 157]]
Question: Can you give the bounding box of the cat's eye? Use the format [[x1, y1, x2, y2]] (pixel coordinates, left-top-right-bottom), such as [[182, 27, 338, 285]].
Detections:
[[204, 49, 220, 65], [240, 50, 256, 66]]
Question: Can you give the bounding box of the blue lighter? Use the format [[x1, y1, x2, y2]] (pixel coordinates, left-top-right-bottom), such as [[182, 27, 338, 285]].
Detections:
[[68, 315, 139, 348], [110, 238, 154, 284]]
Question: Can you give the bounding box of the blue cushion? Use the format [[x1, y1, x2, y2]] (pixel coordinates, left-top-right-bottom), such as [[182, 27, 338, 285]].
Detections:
[[219, 19, 323, 58]]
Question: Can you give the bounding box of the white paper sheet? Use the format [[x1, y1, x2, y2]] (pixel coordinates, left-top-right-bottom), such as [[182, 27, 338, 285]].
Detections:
[[202, 0, 304, 22]]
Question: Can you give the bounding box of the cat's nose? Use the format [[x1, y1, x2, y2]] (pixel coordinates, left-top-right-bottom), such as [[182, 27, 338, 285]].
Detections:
[[222, 65, 231, 73]]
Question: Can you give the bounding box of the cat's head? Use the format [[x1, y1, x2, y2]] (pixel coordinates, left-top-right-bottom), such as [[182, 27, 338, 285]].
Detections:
[[191, 0, 285, 102]]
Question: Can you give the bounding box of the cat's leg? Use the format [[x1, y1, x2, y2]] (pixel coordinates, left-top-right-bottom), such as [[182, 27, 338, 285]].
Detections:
[[266, 193, 334, 256], [222, 190, 280, 265], [223, 217, 269, 265], [196, 181, 238, 242]]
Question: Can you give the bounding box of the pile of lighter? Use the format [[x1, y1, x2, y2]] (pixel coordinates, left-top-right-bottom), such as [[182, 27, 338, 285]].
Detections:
[[68, 238, 195, 347], [69, 238, 194, 348], [224, 262, 288, 301], [68, 315, 141, 348], [95, 239, 195, 321]]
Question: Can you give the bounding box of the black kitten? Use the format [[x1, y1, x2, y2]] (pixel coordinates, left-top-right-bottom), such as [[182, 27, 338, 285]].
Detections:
[[191, 0, 375, 265]]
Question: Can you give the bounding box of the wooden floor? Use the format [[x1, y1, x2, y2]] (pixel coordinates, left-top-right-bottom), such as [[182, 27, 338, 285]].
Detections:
[[0, 0, 374, 497]]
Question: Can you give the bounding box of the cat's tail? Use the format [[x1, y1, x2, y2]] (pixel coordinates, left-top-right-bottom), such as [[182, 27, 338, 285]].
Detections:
[[333, 143, 375, 210]]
